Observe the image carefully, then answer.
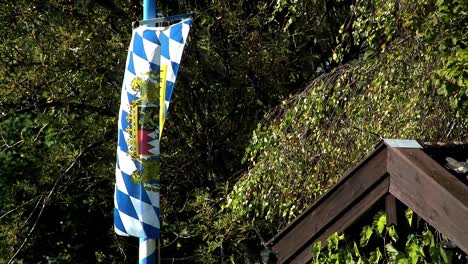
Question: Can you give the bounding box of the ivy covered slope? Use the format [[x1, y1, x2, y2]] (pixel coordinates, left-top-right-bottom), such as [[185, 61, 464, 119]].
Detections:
[[221, 0, 467, 252]]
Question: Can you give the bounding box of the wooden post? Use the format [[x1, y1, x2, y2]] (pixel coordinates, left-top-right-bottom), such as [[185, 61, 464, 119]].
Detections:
[[385, 195, 398, 226]]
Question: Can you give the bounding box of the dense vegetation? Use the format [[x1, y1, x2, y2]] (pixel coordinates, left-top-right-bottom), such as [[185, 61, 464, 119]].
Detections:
[[224, 0, 467, 254], [0, 0, 466, 263], [311, 209, 468, 263]]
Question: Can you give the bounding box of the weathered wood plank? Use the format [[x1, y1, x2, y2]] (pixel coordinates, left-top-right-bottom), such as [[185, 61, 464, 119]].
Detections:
[[272, 148, 388, 263], [269, 143, 387, 246], [388, 147, 468, 254], [286, 176, 390, 263]]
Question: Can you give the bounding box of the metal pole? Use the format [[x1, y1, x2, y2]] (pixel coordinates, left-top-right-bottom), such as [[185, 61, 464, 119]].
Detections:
[[139, 238, 157, 264], [139, 1, 158, 264], [143, 0, 156, 25]]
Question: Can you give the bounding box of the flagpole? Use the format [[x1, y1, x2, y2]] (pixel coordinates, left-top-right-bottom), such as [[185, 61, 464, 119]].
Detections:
[[115, 1, 192, 263], [139, 1, 158, 263], [143, 0, 156, 26], [139, 238, 157, 263]]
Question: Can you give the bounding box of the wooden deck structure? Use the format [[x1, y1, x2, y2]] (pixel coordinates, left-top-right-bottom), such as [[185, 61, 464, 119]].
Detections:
[[267, 139, 468, 263]]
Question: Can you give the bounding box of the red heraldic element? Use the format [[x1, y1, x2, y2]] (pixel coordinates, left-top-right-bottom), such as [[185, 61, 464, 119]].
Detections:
[[136, 104, 160, 158], [138, 129, 159, 157]]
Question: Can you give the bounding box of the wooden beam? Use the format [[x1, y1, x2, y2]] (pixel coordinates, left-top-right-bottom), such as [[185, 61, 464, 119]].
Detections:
[[385, 195, 398, 226], [269, 143, 387, 246], [288, 176, 390, 263], [271, 148, 388, 263], [388, 147, 468, 254]]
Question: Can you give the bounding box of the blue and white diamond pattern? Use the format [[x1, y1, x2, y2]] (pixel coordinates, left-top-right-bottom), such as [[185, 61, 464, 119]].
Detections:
[[114, 18, 192, 239]]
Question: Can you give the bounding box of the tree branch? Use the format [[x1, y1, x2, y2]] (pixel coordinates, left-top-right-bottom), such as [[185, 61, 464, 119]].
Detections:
[[7, 140, 105, 264]]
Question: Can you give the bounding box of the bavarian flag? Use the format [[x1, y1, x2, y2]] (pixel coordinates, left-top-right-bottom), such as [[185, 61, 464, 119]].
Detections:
[[114, 18, 192, 238]]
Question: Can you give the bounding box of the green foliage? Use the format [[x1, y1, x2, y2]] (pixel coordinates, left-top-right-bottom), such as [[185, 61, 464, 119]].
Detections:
[[0, 0, 466, 262], [0, 0, 139, 262], [333, 0, 468, 116], [158, 0, 350, 261], [0, 0, 348, 262], [221, 0, 467, 253], [310, 210, 467, 263], [429, 0, 468, 116]]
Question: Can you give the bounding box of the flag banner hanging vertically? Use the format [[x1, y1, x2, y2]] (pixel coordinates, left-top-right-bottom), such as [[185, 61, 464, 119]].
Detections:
[[115, 18, 192, 239]]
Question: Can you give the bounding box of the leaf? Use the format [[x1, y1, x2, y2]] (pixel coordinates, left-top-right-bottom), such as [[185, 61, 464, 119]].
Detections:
[[439, 245, 452, 264], [437, 84, 448, 96], [422, 228, 434, 247], [406, 242, 420, 264], [373, 211, 386, 235], [310, 241, 322, 263], [360, 225, 373, 247], [387, 225, 399, 242], [386, 243, 399, 260], [363, 49, 374, 60], [369, 248, 382, 264], [397, 258, 409, 264], [328, 232, 341, 250], [405, 209, 413, 226], [345, 251, 356, 264], [353, 242, 361, 258]]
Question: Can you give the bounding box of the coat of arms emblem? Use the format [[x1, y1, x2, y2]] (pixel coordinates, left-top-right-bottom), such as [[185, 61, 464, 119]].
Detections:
[[125, 68, 167, 192]]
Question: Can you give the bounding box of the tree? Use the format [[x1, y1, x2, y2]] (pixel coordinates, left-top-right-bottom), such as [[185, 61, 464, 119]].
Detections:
[[222, 0, 467, 261], [0, 0, 349, 262], [0, 0, 137, 262], [1, 0, 465, 262]]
